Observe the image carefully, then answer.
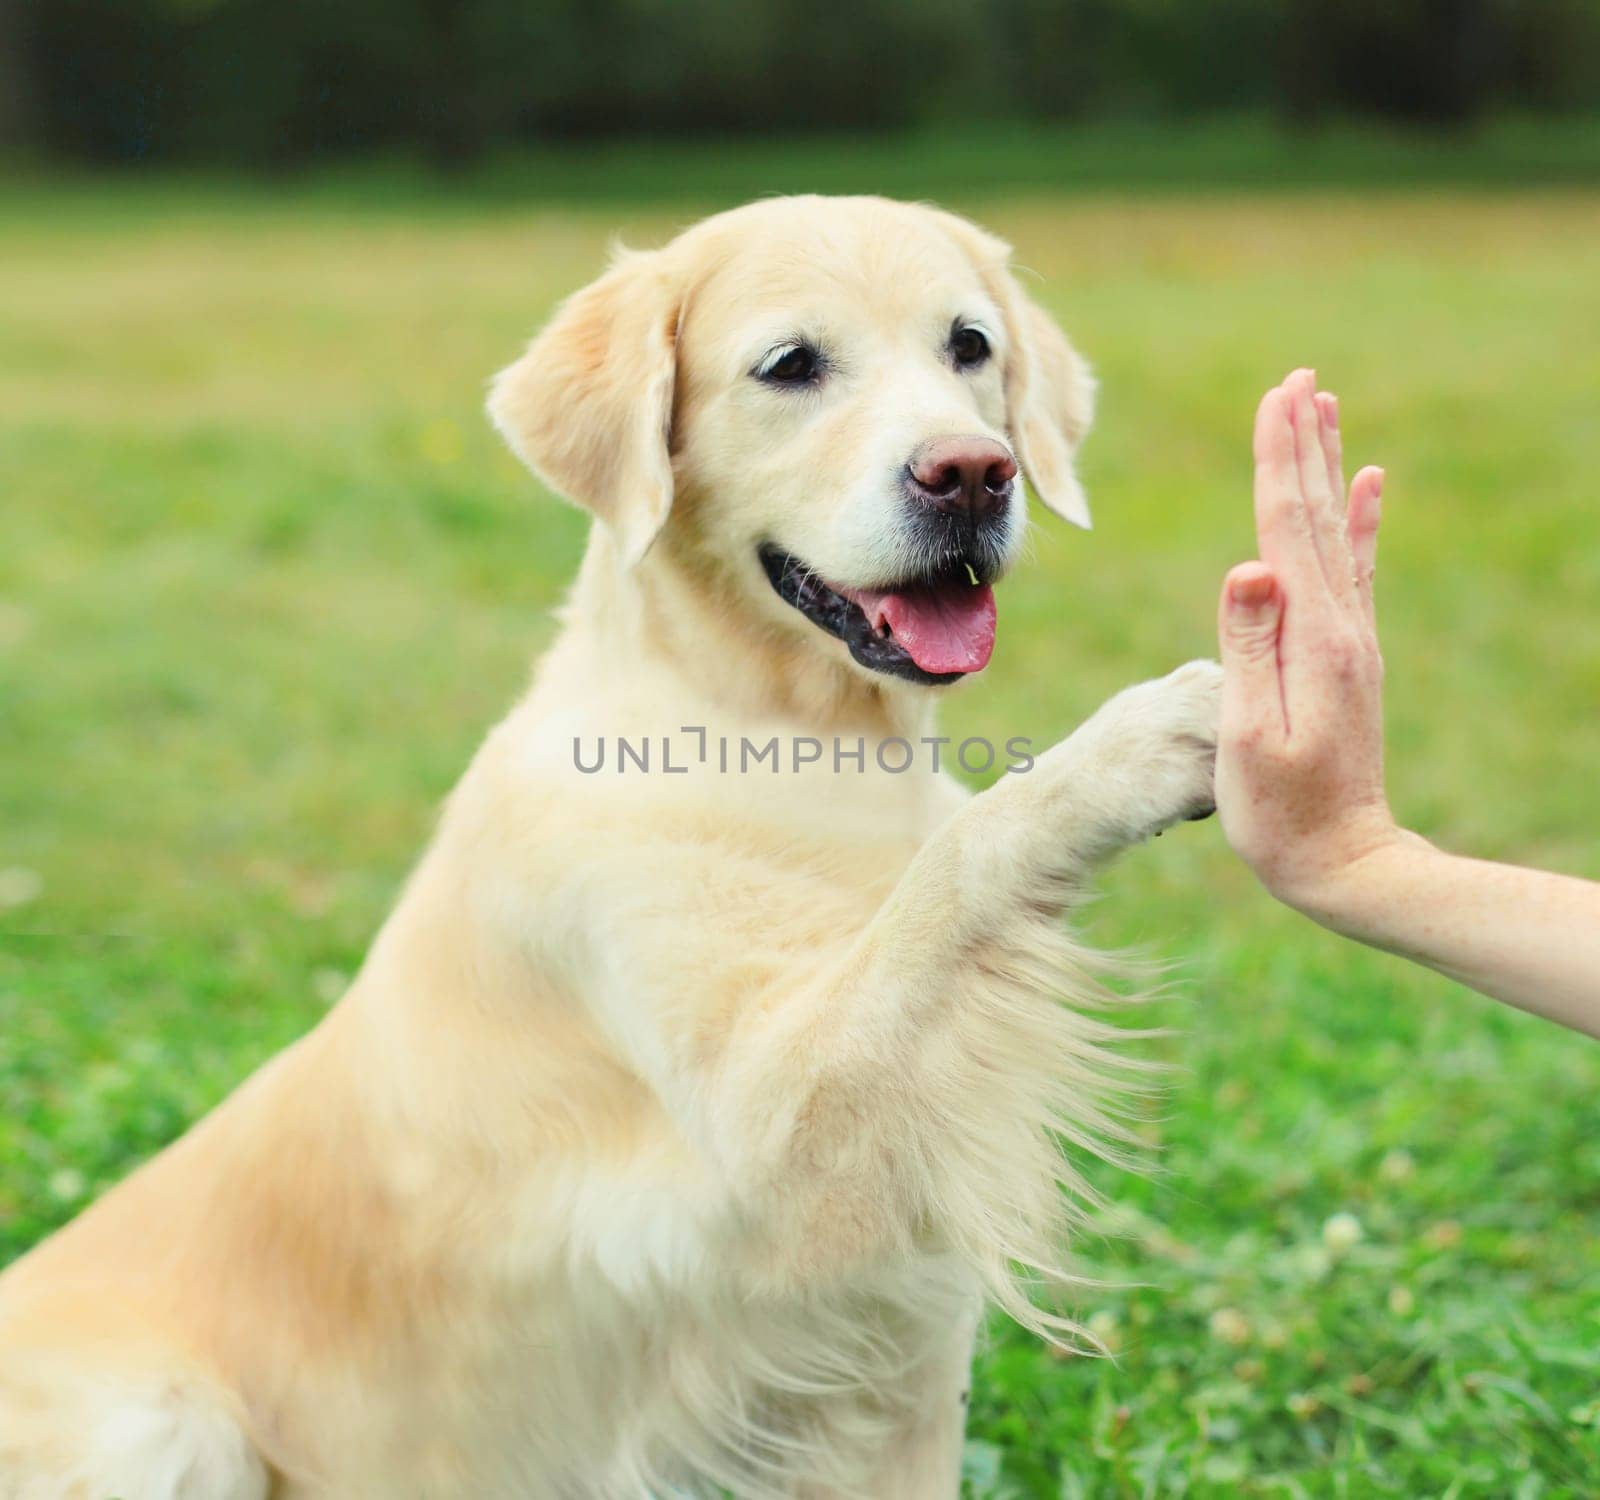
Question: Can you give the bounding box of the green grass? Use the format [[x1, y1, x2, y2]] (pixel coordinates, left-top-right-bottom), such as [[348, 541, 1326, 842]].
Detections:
[[6, 115, 1600, 224], [2, 163, 1598, 1496]]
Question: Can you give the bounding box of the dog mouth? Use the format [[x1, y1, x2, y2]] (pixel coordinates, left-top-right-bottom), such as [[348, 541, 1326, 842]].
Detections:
[[757, 545, 998, 686]]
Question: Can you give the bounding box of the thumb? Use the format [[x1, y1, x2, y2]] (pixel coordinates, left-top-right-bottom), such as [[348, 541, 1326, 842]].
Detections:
[[1218, 562, 1285, 738]]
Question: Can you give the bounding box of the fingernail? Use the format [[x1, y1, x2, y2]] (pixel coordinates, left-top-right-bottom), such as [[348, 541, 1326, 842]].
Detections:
[[1322, 394, 1338, 429], [1373, 466, 1385, 494], [1229, 571, 1277, 610]]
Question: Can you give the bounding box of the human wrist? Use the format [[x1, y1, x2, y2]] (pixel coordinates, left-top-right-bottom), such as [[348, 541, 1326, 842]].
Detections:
[[1292, 825, 1446, 940], [1277, 826, 1437, 944]]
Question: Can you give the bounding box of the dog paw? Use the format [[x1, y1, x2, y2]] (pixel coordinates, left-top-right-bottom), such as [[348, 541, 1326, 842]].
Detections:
[[1084, 659, 1222, 842]]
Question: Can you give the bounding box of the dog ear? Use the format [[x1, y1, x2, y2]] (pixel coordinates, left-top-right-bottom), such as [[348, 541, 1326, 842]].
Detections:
[[488, 248, 678, 566], [934, 212, 1096, 530], [1002, 292, 1096, 530]]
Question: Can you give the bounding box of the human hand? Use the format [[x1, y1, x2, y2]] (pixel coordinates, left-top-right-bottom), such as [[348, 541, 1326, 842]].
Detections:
[[1215, 370, 1409, 922]]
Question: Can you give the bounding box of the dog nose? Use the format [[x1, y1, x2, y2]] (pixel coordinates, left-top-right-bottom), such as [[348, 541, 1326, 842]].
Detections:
[[905, 437, 1018, 518]]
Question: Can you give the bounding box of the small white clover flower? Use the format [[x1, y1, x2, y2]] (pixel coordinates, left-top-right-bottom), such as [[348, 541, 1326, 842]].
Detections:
[[1322, 1211, 1364, 1254], [1208, 1307, 1250, 1346], [47, 1168, 85, 1203], [1379, 1149, 1415, 1183]]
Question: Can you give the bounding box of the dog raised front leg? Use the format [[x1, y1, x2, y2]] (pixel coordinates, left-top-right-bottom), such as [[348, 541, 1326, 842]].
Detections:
[[707, 660, 1222, 1304]]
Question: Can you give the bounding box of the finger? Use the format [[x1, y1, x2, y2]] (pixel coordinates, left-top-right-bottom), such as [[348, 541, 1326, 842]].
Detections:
[[1253, 383, 1327, 605], [1288, 370, 1358, 611], [1315, 391, 1345, 508], [1218, 561, 1288, 744], [1347, 465, 1384, 629]]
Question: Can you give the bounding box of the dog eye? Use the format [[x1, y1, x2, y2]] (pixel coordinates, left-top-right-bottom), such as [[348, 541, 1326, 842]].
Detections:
[[758, 345, 820, 386], [951, 326, 990, 369]]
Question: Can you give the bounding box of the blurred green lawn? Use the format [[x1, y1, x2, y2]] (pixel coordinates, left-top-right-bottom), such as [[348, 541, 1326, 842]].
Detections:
[[2, 166, 1598, 1497]]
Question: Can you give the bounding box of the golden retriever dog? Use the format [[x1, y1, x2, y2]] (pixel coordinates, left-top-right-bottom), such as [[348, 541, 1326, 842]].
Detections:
[[0, 195, 1220, 1499]]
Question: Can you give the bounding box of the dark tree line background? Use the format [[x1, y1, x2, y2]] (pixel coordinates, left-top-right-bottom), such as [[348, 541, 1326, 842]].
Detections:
[[6, 0, 1598, 167]]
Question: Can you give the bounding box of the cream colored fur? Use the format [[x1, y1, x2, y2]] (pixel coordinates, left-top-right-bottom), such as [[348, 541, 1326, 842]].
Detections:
[[0, 196, 1219, 1499]]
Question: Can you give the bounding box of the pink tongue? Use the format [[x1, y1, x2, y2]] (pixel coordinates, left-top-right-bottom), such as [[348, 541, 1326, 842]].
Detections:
[[847, 581, 997, 675]]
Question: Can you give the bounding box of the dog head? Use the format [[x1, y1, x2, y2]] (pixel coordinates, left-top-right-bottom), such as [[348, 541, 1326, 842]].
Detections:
[[490, 196, 1094, 687]]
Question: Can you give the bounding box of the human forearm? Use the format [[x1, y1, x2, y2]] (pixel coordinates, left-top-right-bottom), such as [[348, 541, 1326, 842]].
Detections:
[[1296, 838, 1600, 1037]]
